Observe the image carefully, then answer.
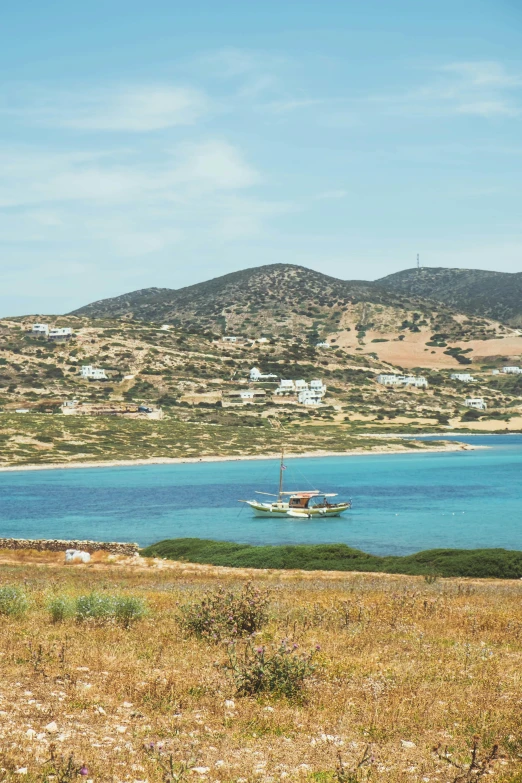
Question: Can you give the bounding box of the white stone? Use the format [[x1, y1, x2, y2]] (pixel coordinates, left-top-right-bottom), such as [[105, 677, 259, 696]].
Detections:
[[45, 721, 59, 733], [401, 740, 416, 748], [116, 725, 127, 733], [15, 769, 28, 775], [26, 729, 37, 739], [192, 768, 210, 775], [224, 700, 235, 710]]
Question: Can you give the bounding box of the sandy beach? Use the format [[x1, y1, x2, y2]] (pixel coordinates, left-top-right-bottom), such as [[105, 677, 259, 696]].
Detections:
[[0, 439, 477, 472]]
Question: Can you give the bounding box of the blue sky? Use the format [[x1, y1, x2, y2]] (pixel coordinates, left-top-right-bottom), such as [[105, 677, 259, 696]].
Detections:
[[1, 0, 522, 316]]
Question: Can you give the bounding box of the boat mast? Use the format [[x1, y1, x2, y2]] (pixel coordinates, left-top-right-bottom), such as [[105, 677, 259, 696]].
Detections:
[[278, 447, 284, 501]]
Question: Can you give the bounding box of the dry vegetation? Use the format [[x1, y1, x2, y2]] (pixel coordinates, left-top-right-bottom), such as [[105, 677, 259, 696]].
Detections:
[[0, 553, 521, 782]]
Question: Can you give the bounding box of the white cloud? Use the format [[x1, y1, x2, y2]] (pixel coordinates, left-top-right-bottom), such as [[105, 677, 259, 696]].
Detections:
[[368, 60, 522, 119], [173, 140, 259, 190], [6, 85, 208, 132]]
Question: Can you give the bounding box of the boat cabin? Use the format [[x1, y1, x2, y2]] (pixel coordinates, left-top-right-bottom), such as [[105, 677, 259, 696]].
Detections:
[[288, 492, 336, 509]]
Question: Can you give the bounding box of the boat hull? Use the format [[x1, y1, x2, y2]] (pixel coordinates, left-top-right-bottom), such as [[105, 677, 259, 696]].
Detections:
[[247, 501, 351, 518]]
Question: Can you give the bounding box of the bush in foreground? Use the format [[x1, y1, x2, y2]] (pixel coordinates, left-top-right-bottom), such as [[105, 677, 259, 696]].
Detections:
[[225, 639, 318, 699], [179, 581, 270, 641], [47, 595, 75, 623], [0, 585, 29, 617], [75, 593, 147, 626]]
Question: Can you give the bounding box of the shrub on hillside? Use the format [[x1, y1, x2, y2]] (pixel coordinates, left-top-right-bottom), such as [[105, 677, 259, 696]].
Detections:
[[225, 639, 318, 698], [179, 581, 270, 642], [0, 585, 29, 617]]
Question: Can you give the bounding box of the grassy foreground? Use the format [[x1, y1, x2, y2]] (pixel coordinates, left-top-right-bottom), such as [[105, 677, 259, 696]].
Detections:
[[141, 538, 522, 579], [0, 552, 521, 782]]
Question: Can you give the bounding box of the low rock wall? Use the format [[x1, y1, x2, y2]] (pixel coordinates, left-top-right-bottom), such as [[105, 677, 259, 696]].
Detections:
[[0, 538, 139, 555]]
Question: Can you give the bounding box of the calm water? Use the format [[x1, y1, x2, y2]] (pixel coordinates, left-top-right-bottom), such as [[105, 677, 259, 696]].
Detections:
[[0, 434, 521, 555]]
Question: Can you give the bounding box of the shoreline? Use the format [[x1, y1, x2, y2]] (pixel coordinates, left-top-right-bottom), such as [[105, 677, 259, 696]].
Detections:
[[0, 439, 479, 473]]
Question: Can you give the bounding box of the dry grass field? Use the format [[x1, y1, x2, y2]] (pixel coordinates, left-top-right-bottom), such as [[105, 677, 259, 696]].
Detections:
[[0, 552, 521, 782]]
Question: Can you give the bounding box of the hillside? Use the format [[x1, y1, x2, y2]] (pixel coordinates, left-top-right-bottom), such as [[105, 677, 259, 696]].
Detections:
[[378, 266, 522, 326], [71, 264, 427, 339], [1, 308, 522, 466]]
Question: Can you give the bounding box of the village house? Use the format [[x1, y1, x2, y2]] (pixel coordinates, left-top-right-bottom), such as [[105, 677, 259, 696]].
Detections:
[[274, 378, 327, 405], [451, 373, 475, 382], [249, 367, 278, 381], [31, 323, 49, 336], [80, 365, 108, 380], [464, 398, 487, 410], [502, 366, 522, 374], [376, 374, 428, 388], [49, 327, 73, 341]]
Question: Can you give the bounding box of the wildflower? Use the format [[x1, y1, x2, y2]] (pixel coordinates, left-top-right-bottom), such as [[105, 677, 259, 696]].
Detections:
[[79, 766, 89, 776]]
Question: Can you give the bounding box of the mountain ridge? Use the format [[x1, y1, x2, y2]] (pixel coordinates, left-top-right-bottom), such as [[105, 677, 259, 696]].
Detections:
[[377, 266, 522, 326]]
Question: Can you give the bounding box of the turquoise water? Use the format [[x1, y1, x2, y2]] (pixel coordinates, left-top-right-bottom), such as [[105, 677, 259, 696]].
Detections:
[[0, 434, 521, 555]]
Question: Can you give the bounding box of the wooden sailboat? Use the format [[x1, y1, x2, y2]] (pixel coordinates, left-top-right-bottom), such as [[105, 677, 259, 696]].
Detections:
[[239, 449, 352, 518]]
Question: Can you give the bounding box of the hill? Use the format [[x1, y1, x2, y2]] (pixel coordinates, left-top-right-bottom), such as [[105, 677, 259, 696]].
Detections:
[[378, 266, 522, 326], [71, 263, 426, 339]]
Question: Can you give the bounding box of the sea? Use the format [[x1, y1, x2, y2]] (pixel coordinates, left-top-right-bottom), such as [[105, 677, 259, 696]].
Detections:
[[0, 434, 521, 556]]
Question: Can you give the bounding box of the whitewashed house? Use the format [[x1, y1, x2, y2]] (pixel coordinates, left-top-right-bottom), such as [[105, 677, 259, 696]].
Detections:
[[376, 374, 428, 388], [465, 398, 487, 410], [298, 389, 323, 405], [80, 365, 108, 380], [451, 373, 475, 382], [249, 367, 278, 381], [32, 323, 49, 336], [222, 336, 243, 343], [502, 366, 522, 374], [275, 380, 296, 395], [49, 327, 72, 340], [310, 379, 327, 394], [316, 341, 331, 348], [491, 369, 500, 375]]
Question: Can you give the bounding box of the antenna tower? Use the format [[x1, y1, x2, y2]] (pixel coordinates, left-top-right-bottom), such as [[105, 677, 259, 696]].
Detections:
[[416, 253, 420, 271]]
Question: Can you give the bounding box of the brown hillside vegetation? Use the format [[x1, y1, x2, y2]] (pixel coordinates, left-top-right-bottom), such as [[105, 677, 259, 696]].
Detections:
[[0, 553, 521, 781]]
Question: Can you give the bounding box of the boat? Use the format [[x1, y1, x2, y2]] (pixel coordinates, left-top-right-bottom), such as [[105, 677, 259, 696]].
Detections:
[[239, 450, 352, 518]]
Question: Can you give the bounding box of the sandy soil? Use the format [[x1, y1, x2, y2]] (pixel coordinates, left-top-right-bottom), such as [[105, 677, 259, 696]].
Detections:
[[0, 440, 475, 472], [333, 327, 522, 369]]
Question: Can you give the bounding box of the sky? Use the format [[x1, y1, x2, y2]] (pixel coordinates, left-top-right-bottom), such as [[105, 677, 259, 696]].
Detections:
[[1, 0, 522, 316]]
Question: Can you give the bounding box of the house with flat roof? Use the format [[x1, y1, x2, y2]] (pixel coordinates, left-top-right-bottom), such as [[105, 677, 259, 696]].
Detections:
[[80, 365, 108, 380], [464, 398, 487, 410]]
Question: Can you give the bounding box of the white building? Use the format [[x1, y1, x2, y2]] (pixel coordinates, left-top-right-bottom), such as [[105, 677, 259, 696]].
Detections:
[[298, 389, 323, 405], [451, 373, 475, 382], [502, 366, 522, 374], [316, 341, 331, 348], [376, 374, 428, 388], [49, 327, 72, 340], [249, 367, 278, 382], [491, 369, 500, 375], [222, 336, 243, 343], [294, 379, 308, 392], [465, 398, 487, 410], [32, 323, 49, 336], [255, 337, 269, 344], [80, 365, 108, 380], [275, 379, 296, 395]]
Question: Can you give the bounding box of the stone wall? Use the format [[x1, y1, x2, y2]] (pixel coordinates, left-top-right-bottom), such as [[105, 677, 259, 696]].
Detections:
[[0, 538, 139, 555]]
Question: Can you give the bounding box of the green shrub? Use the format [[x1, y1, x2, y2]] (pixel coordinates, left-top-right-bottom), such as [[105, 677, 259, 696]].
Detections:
[[75, 593, 147, 626], [0, 585, 29, 617], [114, 596, 148, 628], [225, 640, 318, 698], [76, 593, 116, 623], [179, 581, 270, 642], [47, 595, 75, 623]]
